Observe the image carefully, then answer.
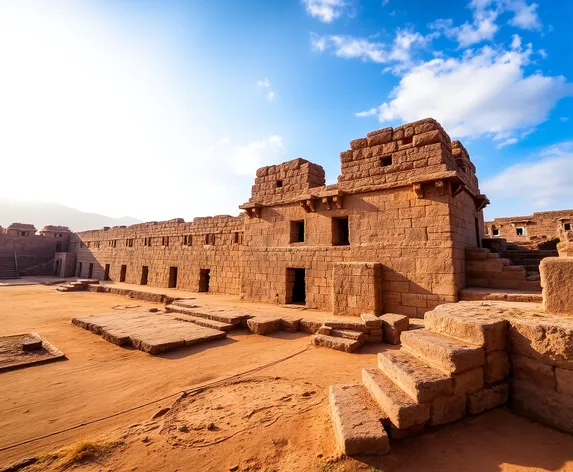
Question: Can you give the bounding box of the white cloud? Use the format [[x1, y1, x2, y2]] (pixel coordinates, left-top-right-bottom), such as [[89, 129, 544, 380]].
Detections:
[[302, 0, 348, 23], [483, 142, 573, 211], [355, 44, 571, 140], [430, 0, 541, 48], [381, 0, 390, 6], [311, 28, 433, 71], [561, 117, 569, 122], [510, 34, 522, 49], [507, 1, 541, 30], [257, 77, 277, 102], [209, 135, 284, 176], [355, 108, 378, 117], [496, 137, 518, 148]]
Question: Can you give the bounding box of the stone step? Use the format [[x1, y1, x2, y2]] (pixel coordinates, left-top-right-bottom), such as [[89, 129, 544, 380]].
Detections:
[[165, 313, 236, 332], [312, 334, 364, 353], [424, 306, 508, 352], [329, 383, 390, 456], [165, 305, 247, 325], [460, 287, 542, 303], [331, 329, 365, 341], [377, 350, 452, 403], [324, 319, 368, 332], [400, 329, 485, 375], [362, 367, 430, 430]]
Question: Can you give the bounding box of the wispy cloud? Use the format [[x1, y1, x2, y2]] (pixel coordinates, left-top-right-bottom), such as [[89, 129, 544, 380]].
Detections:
[[302, 0, 348, 23], [257, 77, 277, 102]]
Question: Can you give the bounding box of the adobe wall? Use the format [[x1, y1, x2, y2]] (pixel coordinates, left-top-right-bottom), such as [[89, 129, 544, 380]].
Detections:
[[67, 118, 488, 318], [71, 216, 244, 293], [486, 209, 573, 245]]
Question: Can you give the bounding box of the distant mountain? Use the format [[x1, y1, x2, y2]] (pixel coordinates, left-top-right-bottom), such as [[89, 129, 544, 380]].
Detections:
[[0, 198, 142, 232]]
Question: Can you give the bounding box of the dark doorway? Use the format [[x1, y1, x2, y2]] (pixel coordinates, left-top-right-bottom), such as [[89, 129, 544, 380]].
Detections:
[[198, 269, 210, 292], [77, 262, 82, 277], [120, 264, 127, 282], [286, 268, 306, 304], [474, 217, 481, 248], [54, 260, 60, 276], [104, 264, 110, 281], [141, 266, 149, 285], [168, 266, 178, 288], [88, 263, 94, 278], [56, 241, 62, 252]]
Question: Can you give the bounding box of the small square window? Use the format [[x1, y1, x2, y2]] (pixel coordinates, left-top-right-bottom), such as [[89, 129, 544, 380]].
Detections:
[[492, 229, 500, 237], [516, 227, 525, 236], [290, 220, 305, 243], [402, 136, 413, 145], [564, 223, 571, 231], [162, 236, 169, 246], [381, 155, 392, 167], [332, 217, 350, 246], [276, 180, 283, 188]]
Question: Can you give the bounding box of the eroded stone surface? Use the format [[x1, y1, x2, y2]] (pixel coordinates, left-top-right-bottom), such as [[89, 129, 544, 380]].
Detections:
[[467, 383, 508, 415], [329, 383, 390, 456], [380, 314, 409, 345]]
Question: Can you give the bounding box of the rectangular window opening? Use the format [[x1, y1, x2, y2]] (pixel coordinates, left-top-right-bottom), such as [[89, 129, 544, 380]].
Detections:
[[332, 217, 350, 246], [380, 155, 392, 167], [290, 220, 305, 243], [492, 228, 500, 237], [564, 223, 571, 231], [402, 136, 413, 145], [276, 180, 283, 188], [162, 236, 169, 247], [516, 227, 525, 236]]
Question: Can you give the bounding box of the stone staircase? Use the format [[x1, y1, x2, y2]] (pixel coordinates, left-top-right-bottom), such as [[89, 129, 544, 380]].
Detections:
[[57, 279, 99, 292], [0, 253, 18, 279], [465, 247, 541, 291], [329, 308, 509, 455], [500, 243, 558, 279], [312, 313, 410, 353]]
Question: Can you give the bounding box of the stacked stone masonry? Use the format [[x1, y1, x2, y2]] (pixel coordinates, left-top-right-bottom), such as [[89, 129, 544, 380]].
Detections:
[[63, 118, 489, 317]]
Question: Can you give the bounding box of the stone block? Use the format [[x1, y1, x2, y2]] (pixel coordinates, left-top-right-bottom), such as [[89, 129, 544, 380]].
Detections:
[[329, 383, 390, 456], [22, 340, 43, 352], [312, 334, 363, 353], [467, 382, 508, 414], [377, 350, 452, 403], [365, 334, 383, 343], [361, 313, 383, 328], [247, 317, 282, 335], [280, 317, 301, 332], [556, 367, 573, 396], [540, 257, 573, 314], [400, 329, 485, 375], [509, 317, 573, 368], [510, 353, 556, 390], [484, 351, 510, 383], [299, 318, 323, 334], [317, 324, 332, 335], [453, 367, 483, 395], [381, 313, 409, 344], [430, 394, 467, 426], [511, 380, 573, 434], [362, 368, 430, 430]]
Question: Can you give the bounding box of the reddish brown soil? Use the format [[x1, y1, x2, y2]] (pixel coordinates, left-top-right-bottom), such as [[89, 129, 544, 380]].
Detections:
[[1, 284, 573, 472]]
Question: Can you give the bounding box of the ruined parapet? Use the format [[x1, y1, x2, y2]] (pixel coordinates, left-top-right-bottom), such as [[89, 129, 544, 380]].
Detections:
[[39, 225, 71, 238], [246, 158, 326, 205], [451, 141, 479, 194], [338, 118, 455, 190], [486, 209, 573, 242], [6, 223, 37, 237]]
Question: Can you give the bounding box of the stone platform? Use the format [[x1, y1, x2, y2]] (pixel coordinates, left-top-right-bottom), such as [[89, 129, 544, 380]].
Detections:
[[0, 333, 65, 372], [72, 311, 226, 354]]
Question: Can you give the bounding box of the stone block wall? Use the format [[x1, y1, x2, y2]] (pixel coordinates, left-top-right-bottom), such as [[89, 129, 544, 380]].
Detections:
[[332, 262, 382, 316], [540, 257, 573, 314], [486, 209, 573, 245], [71, 215, 244, 293]]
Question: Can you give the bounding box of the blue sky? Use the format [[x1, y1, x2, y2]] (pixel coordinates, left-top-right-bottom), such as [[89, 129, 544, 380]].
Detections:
[[0, 0, 571, 221]]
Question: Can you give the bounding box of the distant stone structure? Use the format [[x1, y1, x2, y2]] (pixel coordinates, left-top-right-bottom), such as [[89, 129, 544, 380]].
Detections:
[[0, 224, 71, 278], [486, 209, 573, 247], [65, 118, 490, 318]]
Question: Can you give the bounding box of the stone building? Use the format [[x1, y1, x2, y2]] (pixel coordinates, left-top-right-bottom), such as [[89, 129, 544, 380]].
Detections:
[[65, 118, 489, 318], [486, 209, 573, 246]]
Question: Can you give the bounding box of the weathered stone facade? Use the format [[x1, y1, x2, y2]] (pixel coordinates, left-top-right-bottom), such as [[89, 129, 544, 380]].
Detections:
[[486, 209, 573, 246], [67, 118, 489, 317]]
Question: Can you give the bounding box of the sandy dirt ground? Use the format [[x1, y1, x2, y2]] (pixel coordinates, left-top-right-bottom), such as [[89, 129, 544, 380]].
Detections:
[[1, 284, 573, 472]]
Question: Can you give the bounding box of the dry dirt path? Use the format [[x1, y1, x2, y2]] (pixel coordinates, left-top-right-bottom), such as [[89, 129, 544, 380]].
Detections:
[[1, 285, 572, 471]]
